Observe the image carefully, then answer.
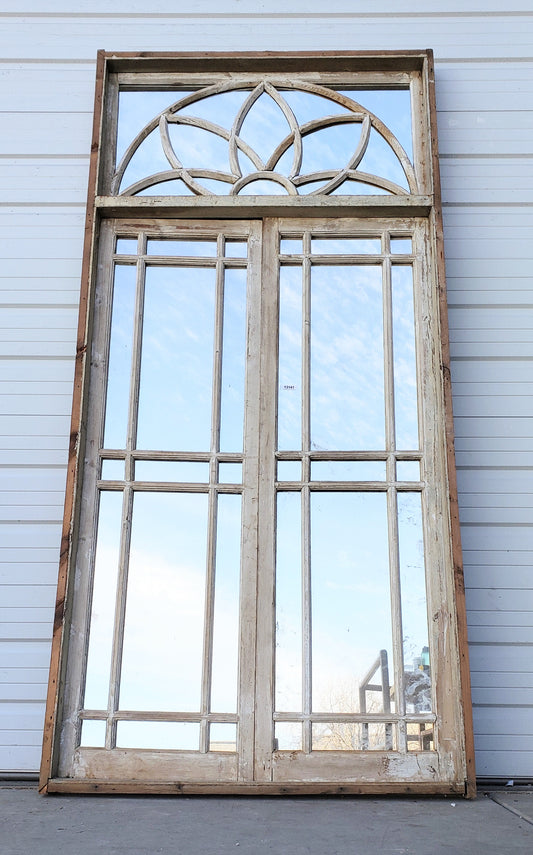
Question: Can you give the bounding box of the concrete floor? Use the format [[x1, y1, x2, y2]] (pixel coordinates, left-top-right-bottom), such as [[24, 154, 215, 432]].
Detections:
[[1, 783, 533, 854]]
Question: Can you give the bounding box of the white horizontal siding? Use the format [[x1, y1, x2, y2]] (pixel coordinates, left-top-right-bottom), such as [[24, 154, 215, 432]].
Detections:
[[1, 2, 532, 779]]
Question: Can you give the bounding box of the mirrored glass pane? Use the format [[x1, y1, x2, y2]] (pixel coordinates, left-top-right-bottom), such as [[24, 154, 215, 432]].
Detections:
[[146, 239, 217, 257], [312, 722, 396, 751], [115, 238, 138, 255], [277, 460, 302, 482], [398, 493, 431, 713], [311, 460, 386, 482], [311, 266, 385, 450], [390, 237, 412, 254], [275, 492, 302, 712], [275, 722, 302, 751], [396, 461, 420, 481], [210, 495, 241, 715], [392, 265, 419, 449], [134, 460, 209, 482], [103, 265, 136, 450], [280, 238, 303, 255], [407, 723, 434, 752], [219, 268, 247, 453], [101, 459, 125, 481], [311, 238, 381, 255], [224, 241, 247, 258], [209, 723, 237, 752], [136, 266, 215, 451], [80, 720, 106, 748], [218, 463, 242, 484], [116, 721, 200, 751], [311, 493, 393, 714], [278, 265, 302, 451], [119, 492, 208, 711], [84, 491, 123, 709]]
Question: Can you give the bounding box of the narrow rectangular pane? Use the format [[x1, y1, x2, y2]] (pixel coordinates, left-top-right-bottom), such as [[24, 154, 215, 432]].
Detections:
[[136, 267, 215, 451], [392, 265, 419, 449], [103, 264, 136, 449], [101, 459, 125, 480], [280, 238, 303, 255], [311, 460, 386, 482], [83, 491, 123, 710], [209, 723, 237, 752], [275, 492, 302, 712], [311, 266, 385, 450], [277, 460, 302, 482], [398, 493, 432, 713], [210, 495, 241, 714], [218, 462, 242, 484], [311, 493, 393, 714], [219, 268, 247, 452], [311, 237, 381, 255], [116, 721, 200, 751], [119, 492, 208, 711], [134, 460, 209, 482], [278, 265, 302, 451], [275, 722, 302, 751], [115, 238, 138, 255], [396, 460, 420, 481], [312, 722, 396, 751], [146, 239, 217, 256], [80, 720, 106, 748]]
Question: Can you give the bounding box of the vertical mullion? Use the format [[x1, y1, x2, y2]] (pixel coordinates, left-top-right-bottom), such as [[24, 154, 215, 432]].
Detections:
[[253, 219, 277, 781], [105, 232, 146, 748], [383, 242, 406, 752], [302, 232, 312, 754], [200, 237, 225, 752]]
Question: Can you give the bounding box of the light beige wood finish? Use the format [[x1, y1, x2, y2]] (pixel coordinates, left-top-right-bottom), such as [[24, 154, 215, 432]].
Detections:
[[41, 52, 473, 797]]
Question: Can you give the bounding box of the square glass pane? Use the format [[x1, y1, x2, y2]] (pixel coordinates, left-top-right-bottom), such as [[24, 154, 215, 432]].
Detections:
[[218, 462, 242, 484], [224, 241, 247, 258], [311, 460, 386, 481], [101, 459, 125, 480], [280, 238, 303, 255], [134, 460, 209, 482], [390, 237, 412, 254], [275, 723, 302, 751], [396, 460, 420, 481], [209, 723, 237, 752], [407, 723, 434, 752], [115, 238, 138, 255], [116, 721, 200, 751], [80, 720, 106, 748], [277, 460, 301, 481]]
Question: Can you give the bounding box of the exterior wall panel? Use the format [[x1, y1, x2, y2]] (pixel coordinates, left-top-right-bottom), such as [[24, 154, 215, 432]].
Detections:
[[1, 3, 532, 778]]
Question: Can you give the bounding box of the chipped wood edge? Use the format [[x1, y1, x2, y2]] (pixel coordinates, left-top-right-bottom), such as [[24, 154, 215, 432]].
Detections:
[[425, 49, 476, 799], [39, 50, 107, 795]]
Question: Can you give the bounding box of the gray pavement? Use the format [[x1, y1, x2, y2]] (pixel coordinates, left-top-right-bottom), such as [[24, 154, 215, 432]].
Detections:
[[1, 782, 533, 854]]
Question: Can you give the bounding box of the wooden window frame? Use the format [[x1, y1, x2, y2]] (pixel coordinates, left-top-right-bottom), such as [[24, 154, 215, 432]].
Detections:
[[40, 51, 475, 797]]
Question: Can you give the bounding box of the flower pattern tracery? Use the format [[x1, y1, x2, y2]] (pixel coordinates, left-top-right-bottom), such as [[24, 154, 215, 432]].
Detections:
[[112, 80, 418, 197]]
